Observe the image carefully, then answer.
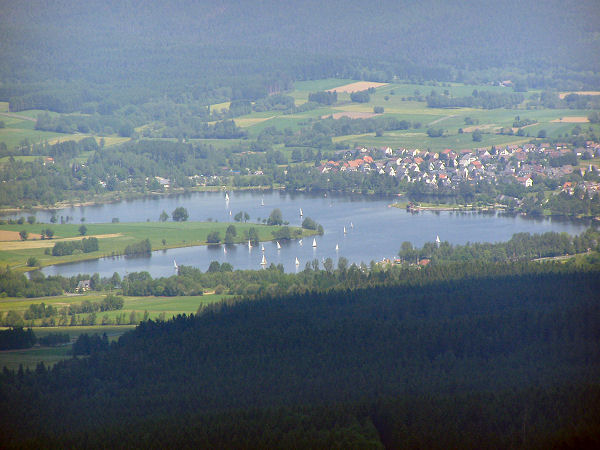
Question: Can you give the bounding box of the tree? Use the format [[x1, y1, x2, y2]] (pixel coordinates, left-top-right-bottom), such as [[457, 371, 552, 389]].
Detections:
[[159, 210, 169, 222], [302, 217, 318, 230], [27, 216, 36, 225], [44, 228, 54, 239], [172, 207, 189, 222], [206, 231, 221, 243], [79, 225, 87, 236], [472, 129, 483, 142], [267, 208, 283, 226], [224, 225, 237, 244], [19, 230, 28, 241], [537, 129, 547, 138]]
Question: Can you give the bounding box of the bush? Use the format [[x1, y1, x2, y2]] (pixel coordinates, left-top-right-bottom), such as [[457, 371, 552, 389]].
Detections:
[[27, 257, 39, 267], [172, 207, 189, 222]]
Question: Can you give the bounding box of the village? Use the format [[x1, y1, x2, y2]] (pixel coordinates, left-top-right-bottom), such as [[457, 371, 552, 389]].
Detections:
[[317, 140, 600, 197]]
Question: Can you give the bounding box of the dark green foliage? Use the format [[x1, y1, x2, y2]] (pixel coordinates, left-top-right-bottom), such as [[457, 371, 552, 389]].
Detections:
[[206, 231, 221, 243], [427, 127, 444, 138], [0, 328, 35, 350], [308, 91, 337, 105], [37, 333, 70, 346], [52, 237, 98, 256], [350, 90, 370, 103], [123, 238, 151, 256], [71, 333, 108, 356], [426, 90, 525, 109], [267, 208, 283, 225], [301, 216, 318, 230], [171, 207, 189, 222], [0, 261, 599, 447]]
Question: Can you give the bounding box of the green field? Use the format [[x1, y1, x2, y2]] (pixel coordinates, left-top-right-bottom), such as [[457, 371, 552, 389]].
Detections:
[[0, 291, 228, 369], [0, 221, 314, 271], [1, 79, 594, 155]]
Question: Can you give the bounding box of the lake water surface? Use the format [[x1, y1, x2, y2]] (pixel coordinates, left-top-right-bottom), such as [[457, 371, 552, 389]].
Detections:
[[17, 190, 590, 277]]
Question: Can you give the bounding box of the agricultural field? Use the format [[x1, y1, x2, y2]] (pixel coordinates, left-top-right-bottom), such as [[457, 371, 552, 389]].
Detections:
[[0, 221, 314, 271], [220, 79, 596, 151], [1, 79, 597, 155]]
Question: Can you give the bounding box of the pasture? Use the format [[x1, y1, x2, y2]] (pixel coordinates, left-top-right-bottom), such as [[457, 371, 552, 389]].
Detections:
[[0, 221, 314, 271]]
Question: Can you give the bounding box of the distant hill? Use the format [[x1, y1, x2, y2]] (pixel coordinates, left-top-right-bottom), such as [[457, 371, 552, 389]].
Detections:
[[1, 0, 599, 85]]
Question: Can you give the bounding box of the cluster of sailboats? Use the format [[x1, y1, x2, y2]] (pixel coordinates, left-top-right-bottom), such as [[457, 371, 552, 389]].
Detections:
[[219, 193, 353, 268]]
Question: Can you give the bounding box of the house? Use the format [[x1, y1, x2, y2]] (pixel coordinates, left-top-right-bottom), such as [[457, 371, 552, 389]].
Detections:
[[516, 176, 533, 187], [76, 280, 91, 292]]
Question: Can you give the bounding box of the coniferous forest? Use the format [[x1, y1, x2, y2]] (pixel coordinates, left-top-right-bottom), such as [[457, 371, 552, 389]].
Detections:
[[1, 261, 599, 448]]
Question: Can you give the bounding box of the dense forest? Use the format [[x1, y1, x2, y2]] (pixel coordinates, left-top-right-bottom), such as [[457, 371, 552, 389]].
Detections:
[[1, 0, 599, 119], [1, 260, 599, 447]]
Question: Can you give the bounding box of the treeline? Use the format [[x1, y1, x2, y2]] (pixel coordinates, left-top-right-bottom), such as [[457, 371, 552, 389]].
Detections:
[[51, 237, 99, 256], [308, 91, 337, 105], [1, 260, 599, 447], [426, 90, 525, 109], [123, 238, 151, 256], [398, 228, 600, 264], [0, 327, 69, 350]]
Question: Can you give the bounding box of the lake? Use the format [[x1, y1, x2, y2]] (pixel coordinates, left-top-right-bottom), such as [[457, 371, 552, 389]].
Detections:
[[15, 190, 590, 277]]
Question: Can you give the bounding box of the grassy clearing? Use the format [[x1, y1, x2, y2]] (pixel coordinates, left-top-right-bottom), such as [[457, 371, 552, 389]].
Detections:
[[0, 221, 315, 271]]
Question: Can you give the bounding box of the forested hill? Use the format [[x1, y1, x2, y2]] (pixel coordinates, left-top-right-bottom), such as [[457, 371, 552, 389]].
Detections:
[[2, 261, 599, 447], [1, 0, 599, 85]]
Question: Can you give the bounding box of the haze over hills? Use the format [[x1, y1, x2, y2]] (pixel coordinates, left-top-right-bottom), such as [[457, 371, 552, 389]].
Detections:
[[1, 0, 599, 86]]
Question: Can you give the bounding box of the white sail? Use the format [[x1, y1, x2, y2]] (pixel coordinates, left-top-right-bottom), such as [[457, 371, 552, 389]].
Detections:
[[312, 238, 317, 247], [261, 245, 265, 252], [261, 254, 267, 265], [295, 257, 300, 266], [299, 239, 303, 246], [343, 226, 347, 234], [248, 240, 252, 249], [173, 259, 178, 270], [299, 208, 303, 216], [260, 198, 264, 206], [276, 241, 281, 250], [350, 222, 354, 229], [223, 246, 227, 254], [225, 193, 229, 201], [436, 235, 441, 246], [335, 244, 339, 251]]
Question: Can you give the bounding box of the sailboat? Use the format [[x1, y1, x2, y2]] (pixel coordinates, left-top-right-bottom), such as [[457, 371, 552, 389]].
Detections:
[[312, 238, 317, 248], [299, 207, 303, 217], [261, 244, 265, 252], [295, 257, 300, 266], [335, 243, 339, 251], [173, 259, 178, 271], [260, 254, 267, 266], [276, 241, 281, 250], [343, 226, 347, 234], [435, 235, 441, 247], [225, 192, 229, 202], [223, 246, 227, 254], [260, 197, 264, 206], [350, 222, 354, 229], [299, 239, 303, 246], [248, 240, 252, 250]]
